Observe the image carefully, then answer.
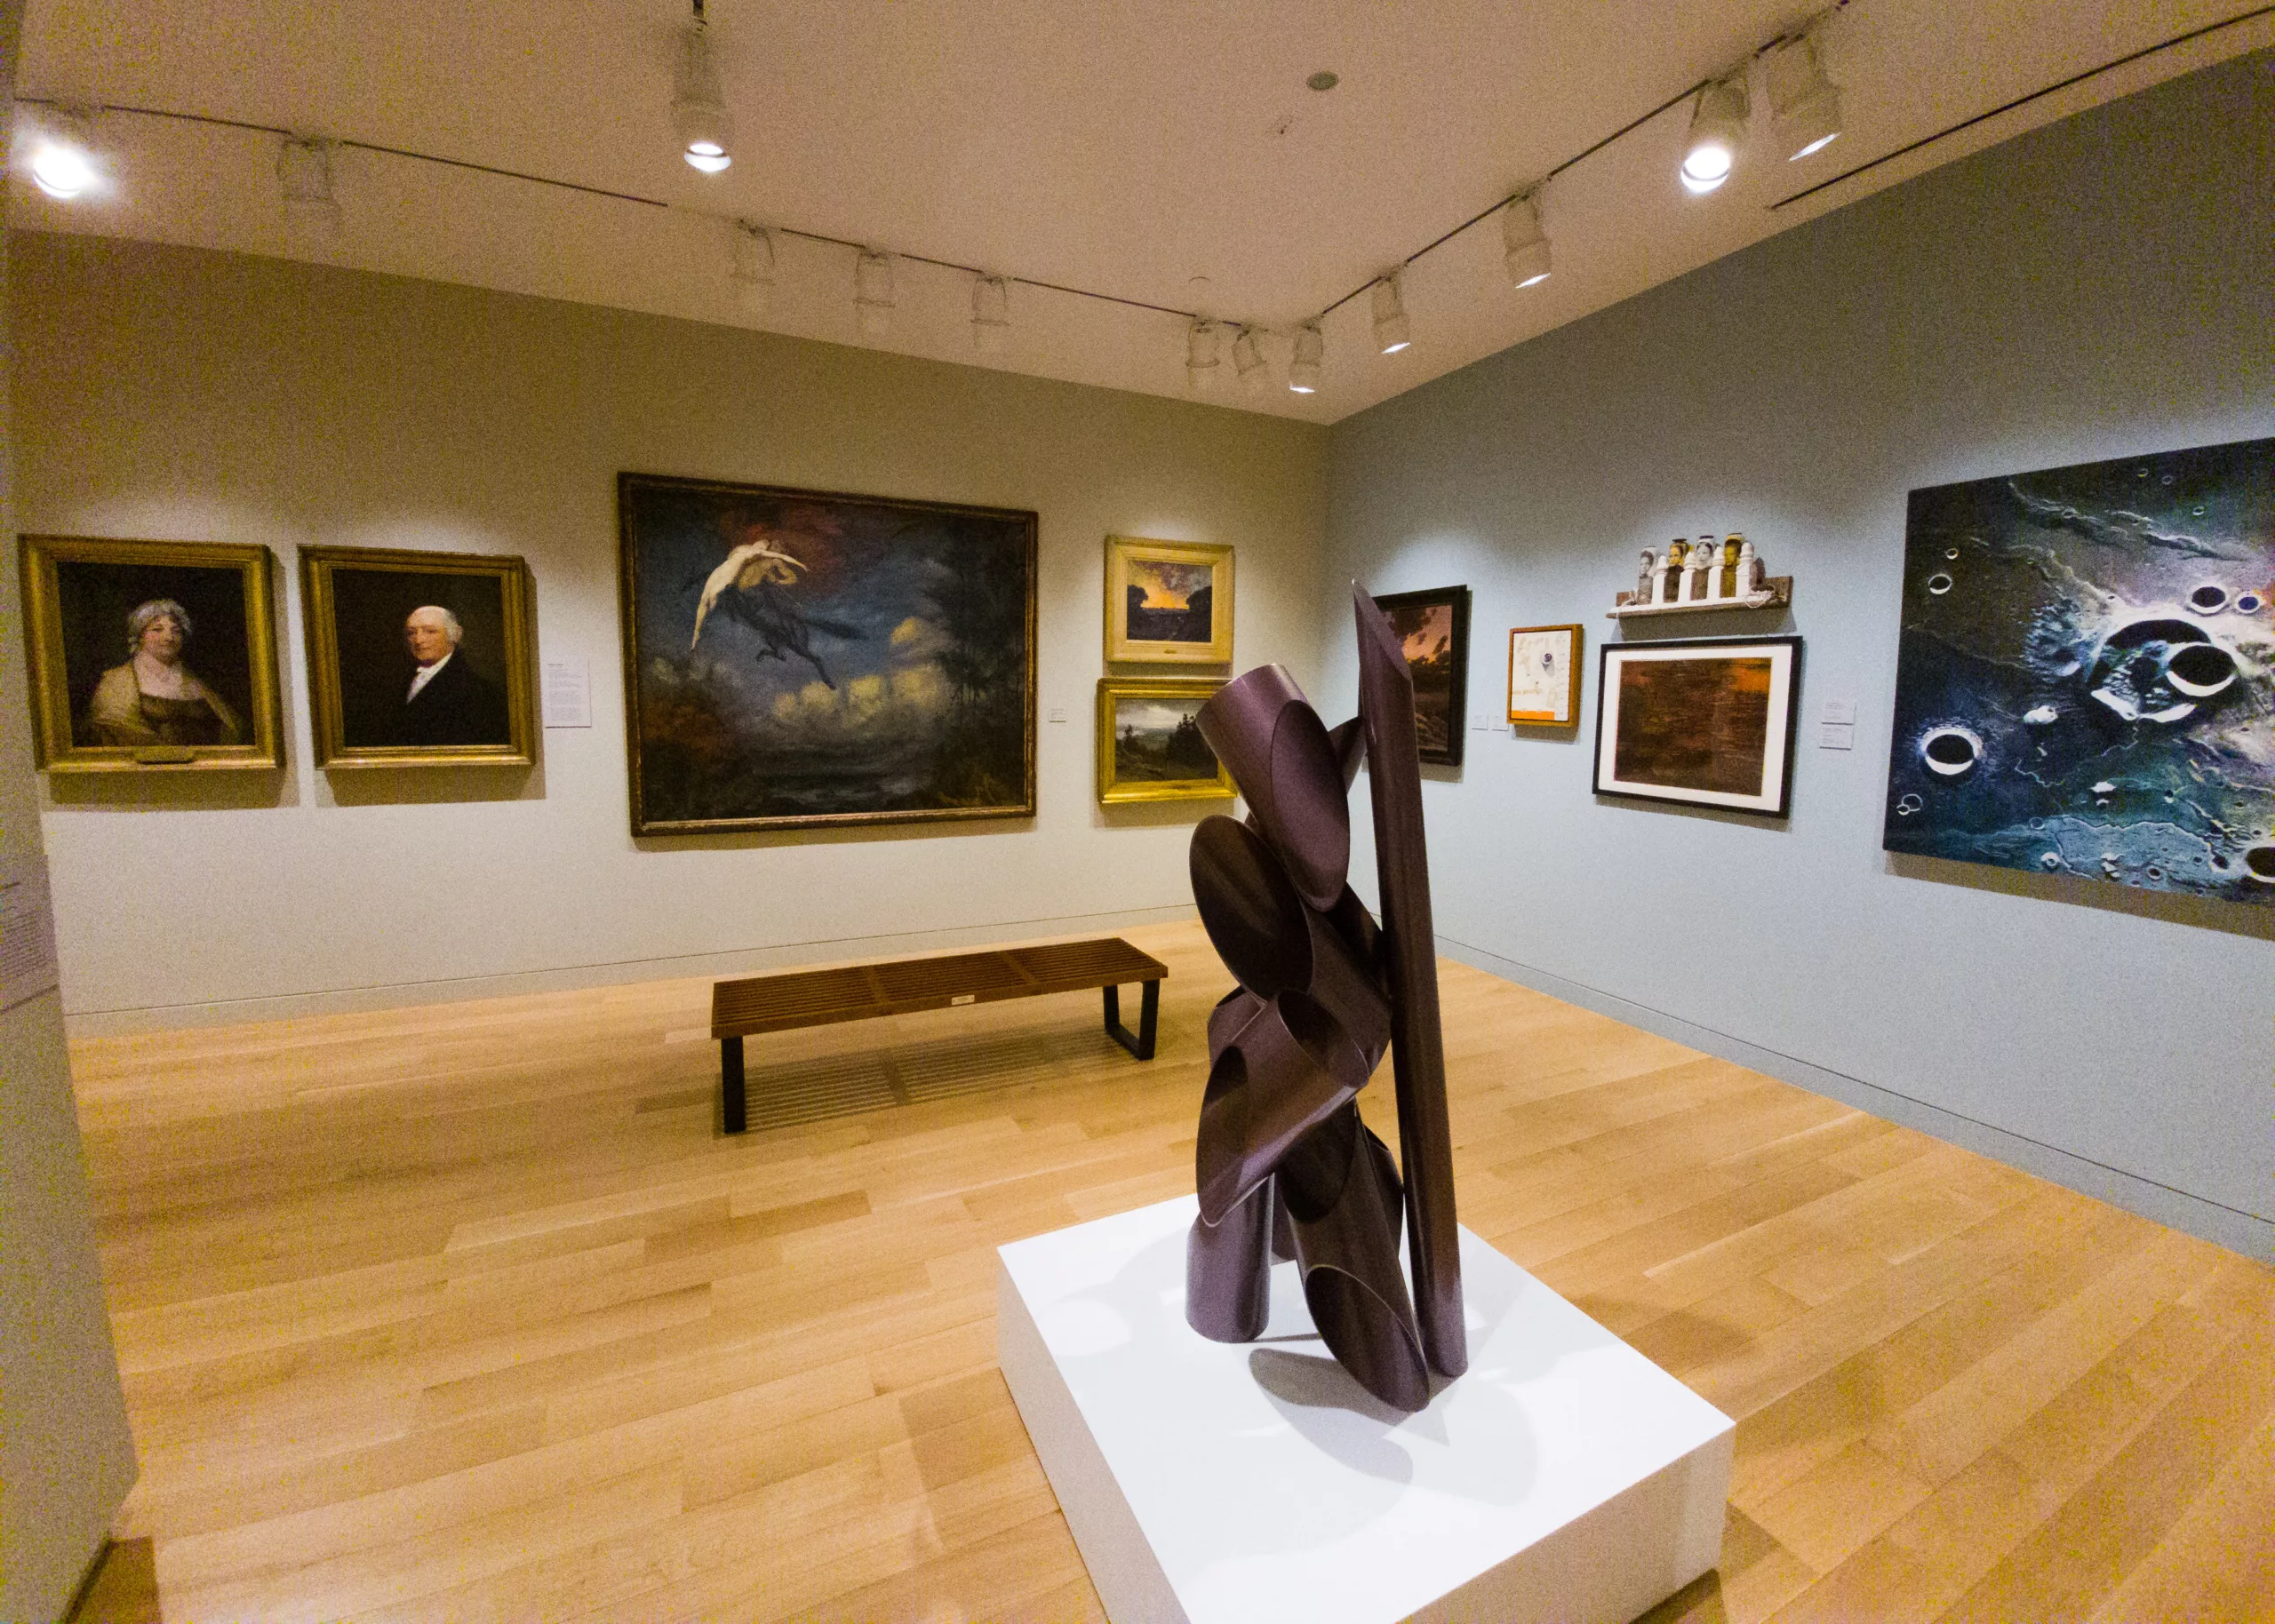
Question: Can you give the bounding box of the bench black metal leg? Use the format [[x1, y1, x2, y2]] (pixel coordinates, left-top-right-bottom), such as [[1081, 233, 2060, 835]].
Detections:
[[722, 1036, 746, 1135], [1104, 979, 1161, 1061]]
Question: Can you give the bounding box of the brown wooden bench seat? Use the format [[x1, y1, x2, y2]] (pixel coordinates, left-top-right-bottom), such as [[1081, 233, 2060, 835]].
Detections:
[[709, 936, 1169, 1134]]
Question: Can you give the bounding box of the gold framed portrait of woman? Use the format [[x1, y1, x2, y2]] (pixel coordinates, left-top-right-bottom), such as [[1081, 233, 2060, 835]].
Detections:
[[18, 534, 284, 772]]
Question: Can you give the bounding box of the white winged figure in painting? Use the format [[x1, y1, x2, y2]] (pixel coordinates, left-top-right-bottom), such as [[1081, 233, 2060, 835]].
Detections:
[[689, 537, 855, 689]]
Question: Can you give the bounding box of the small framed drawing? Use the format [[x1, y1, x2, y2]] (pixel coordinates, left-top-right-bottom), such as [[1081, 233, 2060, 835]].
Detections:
[[1096, 677, 1234, 803], [18, 533, 284, 772], [1370, 585, 1471, 767], [300, 545, 538, 768], [1104, 537, 1233, 665], [1507, 624, 1583, 728], [1593, 635, 1800, 816]]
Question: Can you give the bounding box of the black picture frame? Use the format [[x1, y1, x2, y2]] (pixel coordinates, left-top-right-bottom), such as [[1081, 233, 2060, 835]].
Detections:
[[1592, 634, 1802, 817], [1370, 585, 1471, 767]]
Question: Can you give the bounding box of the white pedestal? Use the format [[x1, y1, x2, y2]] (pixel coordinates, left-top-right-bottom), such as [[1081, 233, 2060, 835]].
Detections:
[[997, 1197, 1733, 1624]]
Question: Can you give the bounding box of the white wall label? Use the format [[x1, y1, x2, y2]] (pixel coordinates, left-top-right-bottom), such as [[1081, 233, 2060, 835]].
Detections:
[[1048, 707, 1068, 724], [542, 658, 592, 728], [1, 859, 61, 1012], [1820, 698, 1857, 725], [1818, 721, 1856, 751]]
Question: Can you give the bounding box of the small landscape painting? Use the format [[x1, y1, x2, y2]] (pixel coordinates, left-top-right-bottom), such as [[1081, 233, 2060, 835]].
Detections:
[[1104, 537, 1233, 664], [1882, 437, 2273, 902], [1372, 585, 1471, 766], [619, 473, 1036, 834], [1096, 678, 1233, 802], [1594, 636, 1800, 816]]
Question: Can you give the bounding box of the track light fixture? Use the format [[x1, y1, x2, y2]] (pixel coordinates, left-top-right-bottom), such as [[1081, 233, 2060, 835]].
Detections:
[[1766, 31, 1843, 160], [27, 108, 99, 200], [854, 251, 894, 338], [730, 221, 774, 314], [674, 0, 732, 173], [1370, 276, 1411, 355], [1186, 319, 1222, 389], [1680, 76, 1749, 194], [1232, 326, 1266, 386], [1287, 324, 1323, 394], [972, 275, 1010, 355], [275, 137, 342, 245], [1502, 190, 1550, 288]]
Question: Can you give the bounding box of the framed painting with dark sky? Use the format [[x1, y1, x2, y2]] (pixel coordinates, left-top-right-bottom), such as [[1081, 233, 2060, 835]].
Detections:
[[618, 473, 1036, 835], [1593, 635, 1800, 816], [1104, 537, 1233, 665], [1372, 585, 1471, 766], [1883, 438, 2273, 901]]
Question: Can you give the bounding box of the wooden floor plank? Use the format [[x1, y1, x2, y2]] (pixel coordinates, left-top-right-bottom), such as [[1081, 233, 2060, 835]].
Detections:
[[66, 919, 2271, 1622]]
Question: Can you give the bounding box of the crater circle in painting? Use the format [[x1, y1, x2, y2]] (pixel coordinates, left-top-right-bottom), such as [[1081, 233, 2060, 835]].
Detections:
[[618, 474, 1036, 834], [1882, 438, 2272, 903]]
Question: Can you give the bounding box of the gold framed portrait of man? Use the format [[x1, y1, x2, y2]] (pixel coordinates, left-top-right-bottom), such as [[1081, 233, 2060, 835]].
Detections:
[[1103, 537, 1233, 665], [299, 545, 537, 768], [18, 533, 284, 772]]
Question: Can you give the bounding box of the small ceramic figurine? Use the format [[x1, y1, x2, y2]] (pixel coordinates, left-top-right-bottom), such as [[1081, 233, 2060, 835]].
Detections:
[[1682, 535, 1714, 602], [1736, 537, 1761, 596], [1656, 539, 1687, 605]]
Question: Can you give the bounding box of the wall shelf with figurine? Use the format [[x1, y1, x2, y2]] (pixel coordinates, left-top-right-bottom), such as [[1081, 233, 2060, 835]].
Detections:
[[1611, 534, 1792, 618]]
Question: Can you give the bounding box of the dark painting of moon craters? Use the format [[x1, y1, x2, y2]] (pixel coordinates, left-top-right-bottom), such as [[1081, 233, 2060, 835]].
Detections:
[[1884, 438, 2274, 904]]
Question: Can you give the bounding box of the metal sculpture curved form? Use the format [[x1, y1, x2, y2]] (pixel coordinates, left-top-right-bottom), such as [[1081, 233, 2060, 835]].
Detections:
[[1184, 585, 1466, 1412]]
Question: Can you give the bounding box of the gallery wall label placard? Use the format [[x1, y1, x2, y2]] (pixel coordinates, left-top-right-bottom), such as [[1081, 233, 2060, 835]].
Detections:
[[542, 657, 592, 728], [1, 858, 62, 1013]]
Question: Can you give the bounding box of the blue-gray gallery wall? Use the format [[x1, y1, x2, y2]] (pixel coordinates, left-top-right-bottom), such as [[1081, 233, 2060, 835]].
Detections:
[[1320, 52, 2273, 1257]]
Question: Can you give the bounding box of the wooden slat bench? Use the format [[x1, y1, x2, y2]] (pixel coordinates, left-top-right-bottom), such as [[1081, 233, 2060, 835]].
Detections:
[[709, 936, 1168, 1134]]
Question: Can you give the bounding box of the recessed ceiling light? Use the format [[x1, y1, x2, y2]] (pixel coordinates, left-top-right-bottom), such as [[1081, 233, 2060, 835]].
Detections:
[[1307, 71, 1339, 92]]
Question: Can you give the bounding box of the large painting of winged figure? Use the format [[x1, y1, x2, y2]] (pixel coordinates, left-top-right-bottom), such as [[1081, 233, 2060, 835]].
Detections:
[[618, 473, 1036, 835]]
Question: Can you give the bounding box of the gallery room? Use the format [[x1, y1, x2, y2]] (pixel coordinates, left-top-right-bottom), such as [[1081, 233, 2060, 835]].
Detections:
[[3, 2, 2270, 1620]]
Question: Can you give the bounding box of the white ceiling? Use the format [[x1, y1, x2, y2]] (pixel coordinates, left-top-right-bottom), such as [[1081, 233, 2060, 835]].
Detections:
[[9, 2, 2269, 423]]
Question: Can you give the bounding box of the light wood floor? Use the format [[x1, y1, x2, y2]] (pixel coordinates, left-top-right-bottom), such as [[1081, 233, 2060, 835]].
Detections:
[[71, 919, 2273, 1623]]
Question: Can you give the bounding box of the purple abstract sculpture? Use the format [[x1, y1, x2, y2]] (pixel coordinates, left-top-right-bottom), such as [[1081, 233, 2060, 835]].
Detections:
[[1184, 585, 1465, 1412]]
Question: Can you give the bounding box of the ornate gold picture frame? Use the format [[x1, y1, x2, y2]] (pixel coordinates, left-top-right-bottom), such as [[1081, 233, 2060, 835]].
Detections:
[[18, 533, 283, 773], [300, 545, 538, 768], [1096, 677, 1233, 803], [619, 473, 1037, 834], [1104, 537, 1233, 665]]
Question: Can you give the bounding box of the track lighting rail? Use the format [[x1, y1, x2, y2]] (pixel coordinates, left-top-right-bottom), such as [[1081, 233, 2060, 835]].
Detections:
[[12, 1, 2263, 393]]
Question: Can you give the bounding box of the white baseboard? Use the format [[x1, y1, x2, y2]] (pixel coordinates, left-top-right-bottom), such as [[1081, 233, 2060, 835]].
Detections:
[[62, 904, 1198, 1037], [1439, 935, 2273, 1264]]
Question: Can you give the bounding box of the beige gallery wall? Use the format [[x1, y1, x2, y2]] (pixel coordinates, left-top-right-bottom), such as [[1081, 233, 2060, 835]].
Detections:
[[11, 232, 1329, 1026]]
